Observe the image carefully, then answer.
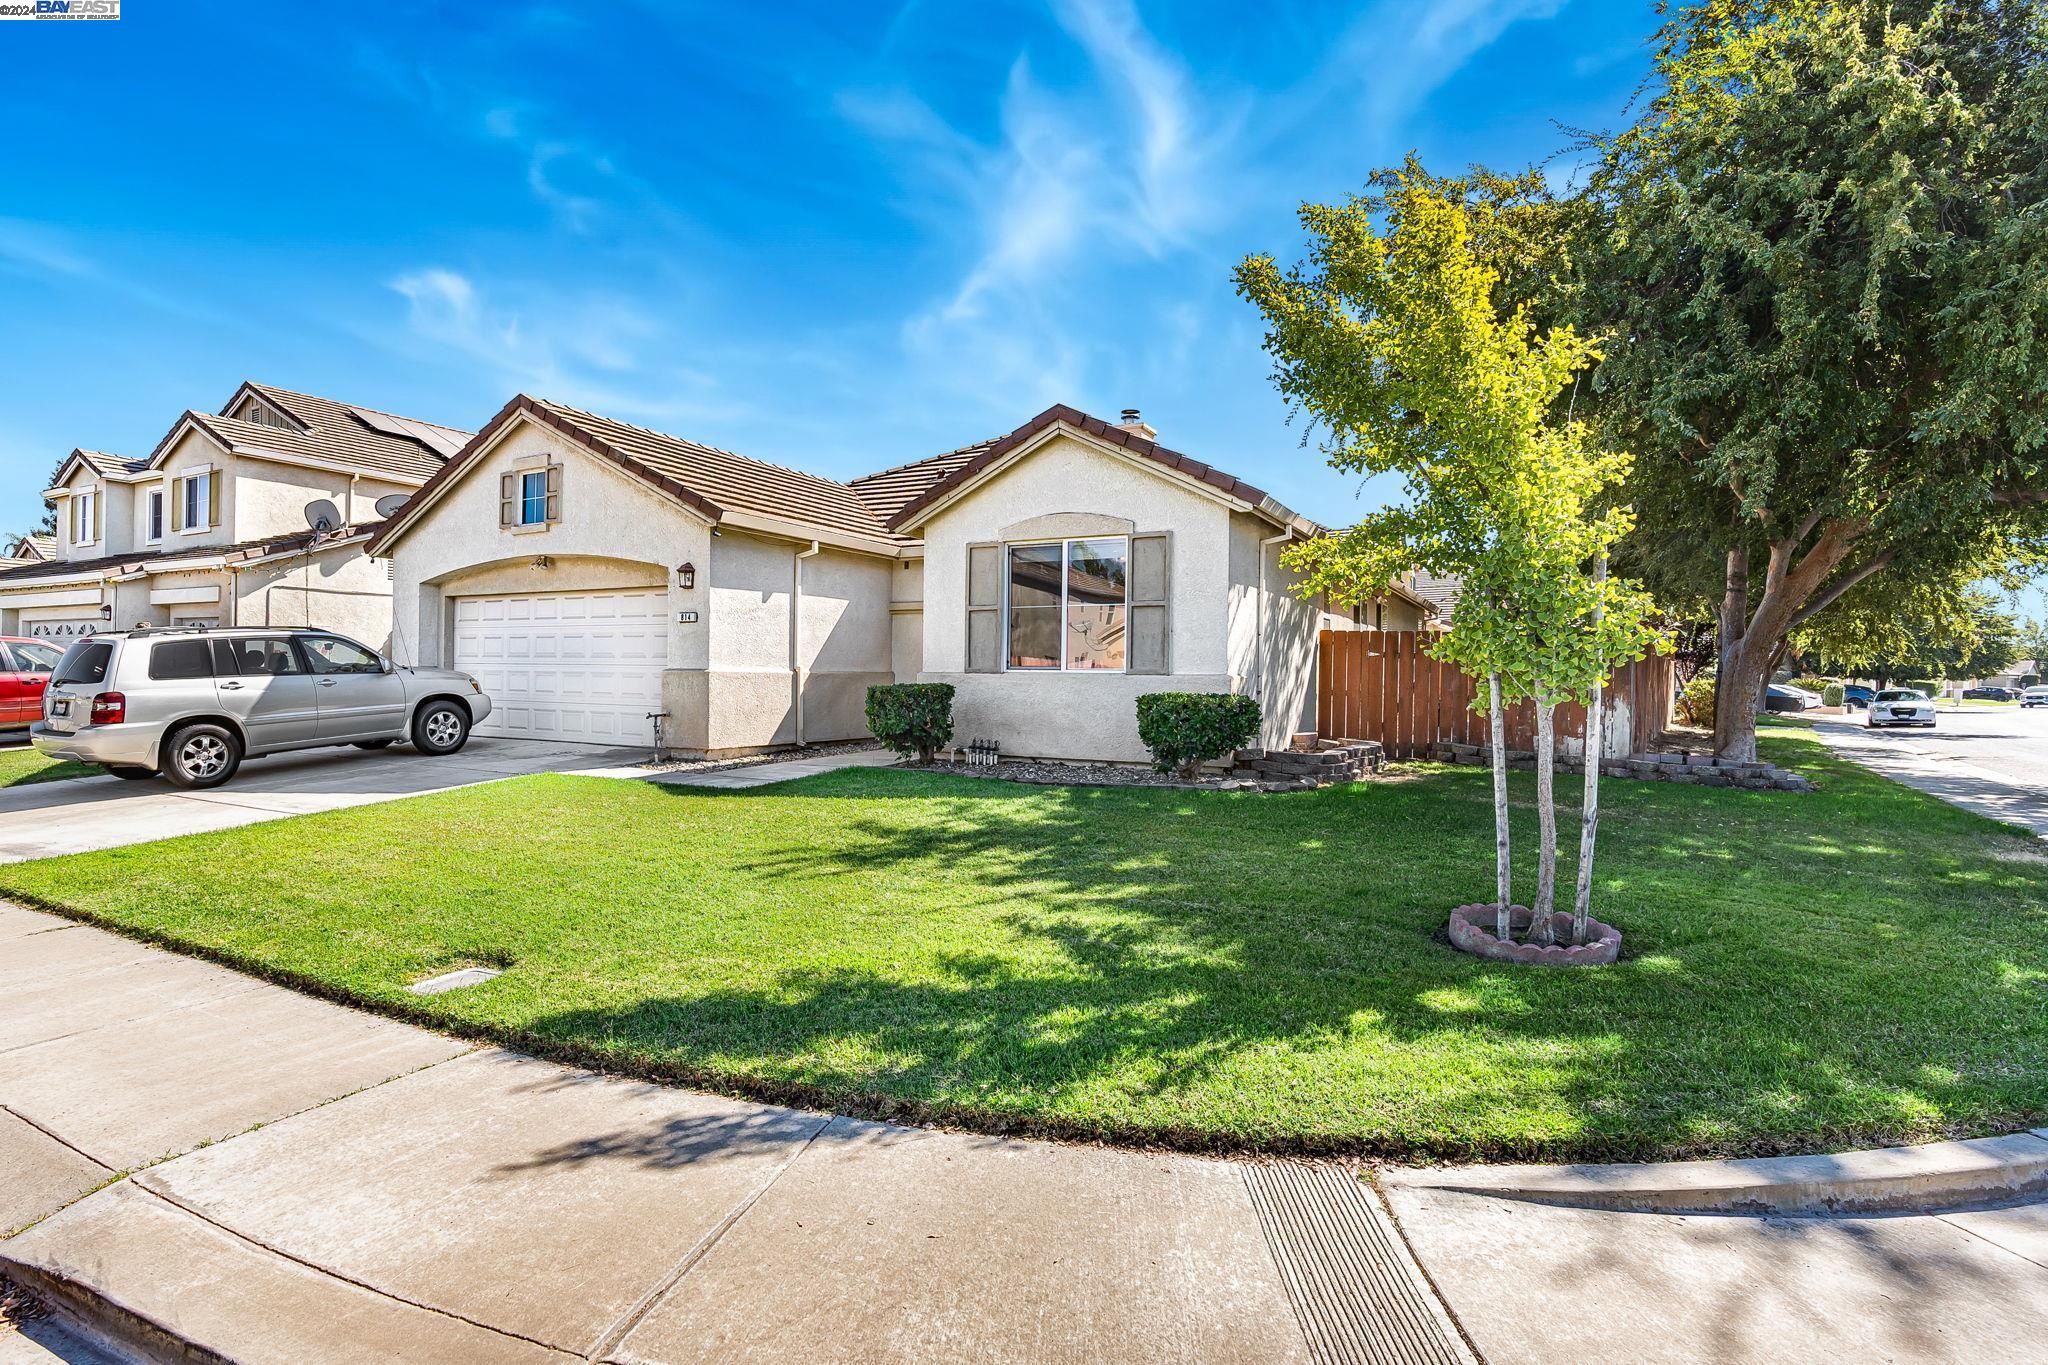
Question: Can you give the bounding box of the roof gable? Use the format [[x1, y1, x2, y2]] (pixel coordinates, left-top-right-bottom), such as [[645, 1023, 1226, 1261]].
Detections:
[[140, 382, 473, 484], [884, 404, 1313, 535], [369, 395, 911, 557]]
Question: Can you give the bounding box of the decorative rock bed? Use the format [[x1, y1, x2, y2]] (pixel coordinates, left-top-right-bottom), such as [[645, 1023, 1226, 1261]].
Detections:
[[1428, 742, 1813, 791], [1447, 902, 1622, 967], [902, 739, 1387, 793]]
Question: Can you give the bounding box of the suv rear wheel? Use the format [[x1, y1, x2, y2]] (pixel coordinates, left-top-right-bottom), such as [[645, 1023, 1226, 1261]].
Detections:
[[162, 722, 242, 789], [411, 700, 470, 756]]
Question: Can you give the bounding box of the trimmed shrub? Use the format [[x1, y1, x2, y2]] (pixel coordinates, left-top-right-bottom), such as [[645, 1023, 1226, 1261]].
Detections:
[[1822, 683, 1845, 707], [1136, 692, 1262, 780], [1676, 673, 1716, 728], [1791, 676, 1833, 694], [866, 683, 954, 764]]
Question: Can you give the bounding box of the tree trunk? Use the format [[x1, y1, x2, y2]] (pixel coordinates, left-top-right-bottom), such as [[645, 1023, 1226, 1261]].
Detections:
[[1489, 673, 1511, 940], [1572, 558, 1607, 945], [1710, 524, 1862, 759], [1528, 701, 1558, 944]]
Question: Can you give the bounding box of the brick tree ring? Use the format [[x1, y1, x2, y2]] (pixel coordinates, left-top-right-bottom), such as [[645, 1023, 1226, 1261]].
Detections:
[[1447, 903, 1622, 966]]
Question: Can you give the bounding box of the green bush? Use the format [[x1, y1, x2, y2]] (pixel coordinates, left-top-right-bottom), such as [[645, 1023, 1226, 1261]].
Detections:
[[2024, 674, 2041, 689], [1791, 676, 1833, 694], [1676, 673, 1716, 728], [865, 683, 955, 764], [1822, 683, 1845, 707], [1136, 692, 1262, 779]]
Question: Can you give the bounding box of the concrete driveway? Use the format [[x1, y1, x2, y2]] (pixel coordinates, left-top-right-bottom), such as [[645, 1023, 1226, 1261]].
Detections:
[[1808, 705, 2048, 836], [0, 737, 649, 863]]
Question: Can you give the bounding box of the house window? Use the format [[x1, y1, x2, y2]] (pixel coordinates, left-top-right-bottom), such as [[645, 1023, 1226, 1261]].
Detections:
[[72, 491, 97, 546], [520, 470, 549, 526], [1005, 537, 1128, 671], [180, 472, 212, 530], [146, 489, 165, 543]]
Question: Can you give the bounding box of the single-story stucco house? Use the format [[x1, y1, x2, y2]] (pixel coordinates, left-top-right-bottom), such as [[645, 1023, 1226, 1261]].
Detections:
[[366, 399, 1433, 763]]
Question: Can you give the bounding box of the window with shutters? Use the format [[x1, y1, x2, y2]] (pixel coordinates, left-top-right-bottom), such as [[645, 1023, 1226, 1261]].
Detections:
[[1004, 537, 1128, 671], [71, 490, 97, 547], [501, 461, 562, 529], [146, 489, 165, 543], [174, 470, 215, 532]]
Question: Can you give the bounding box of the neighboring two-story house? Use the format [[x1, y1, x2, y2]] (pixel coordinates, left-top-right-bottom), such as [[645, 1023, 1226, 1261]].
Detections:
[[0, 382, 468, 646]]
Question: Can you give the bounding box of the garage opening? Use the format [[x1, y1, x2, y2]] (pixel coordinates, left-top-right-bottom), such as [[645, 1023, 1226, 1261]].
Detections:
[[452, 588, 666, 745]]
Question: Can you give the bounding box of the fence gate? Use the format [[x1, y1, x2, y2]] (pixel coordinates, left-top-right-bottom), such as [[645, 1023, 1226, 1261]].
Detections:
[[1316, 630, 1675, 759]]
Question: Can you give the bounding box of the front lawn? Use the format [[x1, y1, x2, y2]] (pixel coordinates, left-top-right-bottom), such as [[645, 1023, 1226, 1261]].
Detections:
[[2, 727, 2041, 1161], [0, 744, 99, 787]]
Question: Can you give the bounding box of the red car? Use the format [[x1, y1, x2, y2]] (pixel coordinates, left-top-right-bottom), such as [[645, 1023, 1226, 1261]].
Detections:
[[1, 636, 65, 729]]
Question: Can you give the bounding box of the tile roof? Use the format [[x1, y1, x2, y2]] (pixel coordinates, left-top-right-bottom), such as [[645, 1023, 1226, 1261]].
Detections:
[[74, 450, 150, 476], [9, 534, 55, 561], [883, 404, 1312, 534], [373, 397, 1325, 558], [847, 440, 1001, 524], [143, 383, 472, 484], [0, 523, 386, 586], [372, 395, 916, 553]]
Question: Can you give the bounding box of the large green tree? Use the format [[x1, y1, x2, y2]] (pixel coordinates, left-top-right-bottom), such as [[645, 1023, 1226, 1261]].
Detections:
[[1578, 0, 2048, 759], [1803, 586, 2021, 685]]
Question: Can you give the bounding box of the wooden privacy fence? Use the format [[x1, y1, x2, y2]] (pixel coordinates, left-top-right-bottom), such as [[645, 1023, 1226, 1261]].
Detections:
[[1317, 630, 1675, 759]]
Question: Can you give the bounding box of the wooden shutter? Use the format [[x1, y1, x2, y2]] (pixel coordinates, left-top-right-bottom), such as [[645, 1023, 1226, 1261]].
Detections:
[[88, 493, 100, 544], [1127, 531, 1170, 674], [206, 472, 220, 528], [499, 472, 518, 527], [965, 541, 1001, 673], [169, 478, 184, 533], [544, 462, 562, 523]]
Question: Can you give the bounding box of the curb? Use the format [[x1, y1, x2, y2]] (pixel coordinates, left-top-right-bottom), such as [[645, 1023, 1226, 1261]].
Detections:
[[1379, 1130, 2048, 1216]]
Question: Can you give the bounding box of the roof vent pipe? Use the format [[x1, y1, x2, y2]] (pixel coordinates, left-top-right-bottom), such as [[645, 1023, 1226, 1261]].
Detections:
[[1116, 408, 1157, 441]]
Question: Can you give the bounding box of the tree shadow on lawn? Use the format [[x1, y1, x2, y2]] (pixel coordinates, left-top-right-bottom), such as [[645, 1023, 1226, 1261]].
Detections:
[[508, 766, 2047, 1162]]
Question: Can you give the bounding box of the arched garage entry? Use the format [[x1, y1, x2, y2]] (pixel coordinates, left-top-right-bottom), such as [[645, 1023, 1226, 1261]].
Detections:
[[433, 556, 670, 746]]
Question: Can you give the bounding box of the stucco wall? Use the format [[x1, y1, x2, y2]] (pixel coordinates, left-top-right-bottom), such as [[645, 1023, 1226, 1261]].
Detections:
[[917, 429, 1248, 763], [702, 530, 894, 752], [1225, 512, 1322, 749], [232, 547, 396, 648], [231, 458, 413, 544], [50, 467, 139, 559], [152, 430, 237, 551]]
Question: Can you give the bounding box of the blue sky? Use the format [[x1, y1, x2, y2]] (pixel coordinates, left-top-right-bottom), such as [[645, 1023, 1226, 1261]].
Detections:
[[0, 0, 1663, 536]]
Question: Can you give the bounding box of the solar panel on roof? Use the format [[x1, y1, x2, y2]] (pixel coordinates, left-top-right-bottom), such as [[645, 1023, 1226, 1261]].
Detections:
[[347, 406, 468, 459]]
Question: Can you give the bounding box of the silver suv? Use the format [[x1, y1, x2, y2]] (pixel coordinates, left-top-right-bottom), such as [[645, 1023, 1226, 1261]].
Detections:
[[32, 627, 493, 789]]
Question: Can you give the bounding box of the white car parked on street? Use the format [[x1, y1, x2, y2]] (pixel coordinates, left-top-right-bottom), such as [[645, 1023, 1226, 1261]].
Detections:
[[2023, 685, 2048, 709], [1866, 688, 1936, 729]]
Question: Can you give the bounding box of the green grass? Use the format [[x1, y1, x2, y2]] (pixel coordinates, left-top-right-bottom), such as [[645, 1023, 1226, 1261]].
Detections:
[[0, 744, 99, 787], [2, 726, 2042, 1162]]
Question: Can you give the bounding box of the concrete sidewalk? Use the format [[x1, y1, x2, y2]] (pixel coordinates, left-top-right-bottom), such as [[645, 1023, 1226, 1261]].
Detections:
[[0, 903, 1462, 1364], [1808, 710, 2048, 836]]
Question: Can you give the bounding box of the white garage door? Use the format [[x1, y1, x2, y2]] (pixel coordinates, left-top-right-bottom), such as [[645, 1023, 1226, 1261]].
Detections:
[[452, 589, 666, 746], [25, 619, 101, 643]]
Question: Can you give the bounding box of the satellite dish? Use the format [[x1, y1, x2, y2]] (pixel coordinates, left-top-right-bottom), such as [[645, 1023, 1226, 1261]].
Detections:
[[374, 493, 409, 518], [303, 499, 342, 536]]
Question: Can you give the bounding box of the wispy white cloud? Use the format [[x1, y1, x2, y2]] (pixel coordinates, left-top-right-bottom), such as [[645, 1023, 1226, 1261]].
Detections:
[[385, 267, 737, 423]]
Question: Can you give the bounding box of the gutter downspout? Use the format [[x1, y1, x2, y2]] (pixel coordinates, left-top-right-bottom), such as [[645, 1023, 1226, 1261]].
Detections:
[[1255, 529, 1291, 747], [792, 540, 821, 746]]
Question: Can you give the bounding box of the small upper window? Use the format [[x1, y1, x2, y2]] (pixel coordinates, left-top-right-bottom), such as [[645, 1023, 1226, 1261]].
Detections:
[[72, 490, 97, 545], [501, 463, 562, 528], [180, 472, 211, 530], [147, 489, 165, 542]]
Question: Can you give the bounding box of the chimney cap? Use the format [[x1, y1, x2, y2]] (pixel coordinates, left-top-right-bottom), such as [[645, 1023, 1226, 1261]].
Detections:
[[1120, 408, 1141, 423]]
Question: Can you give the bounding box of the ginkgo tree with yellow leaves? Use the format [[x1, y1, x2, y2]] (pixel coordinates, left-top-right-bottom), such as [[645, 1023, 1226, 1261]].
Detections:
[[1235, 161, 1663, 948]]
